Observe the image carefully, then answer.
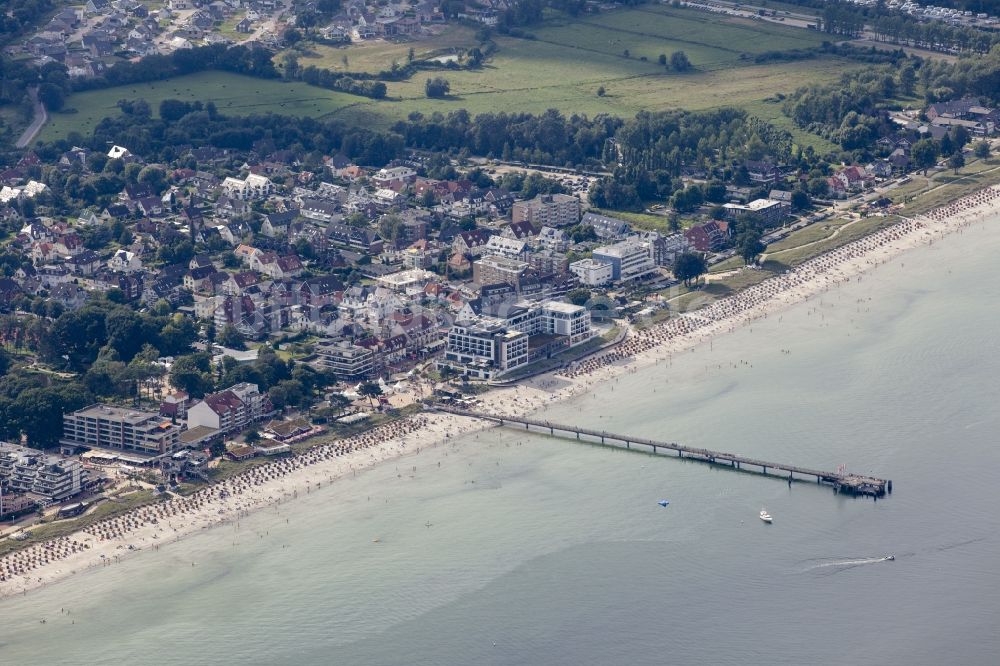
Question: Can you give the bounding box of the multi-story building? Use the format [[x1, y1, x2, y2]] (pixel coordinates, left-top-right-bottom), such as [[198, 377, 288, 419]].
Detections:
[[313, 340, 376, 379], [186, 383, 269, 434], [60, 405, 183, 456], [159, 390, 190, 420], [0, 442, 89, 502], [440, 300, 592, 379], [591, 238, 657, 283], [221, 174, 273, 200], [505, 300, 593, 347], [645, 231, 691, 266], [482, 236, 529, 261], [684, 221, 728, 253], [473, 256, 529, 288], [511, 194, 580, 228], [570, 258, 614, 286], [440, 318, 529, 380], [722, 198, 789, 227], [581, 212, 631, 239]]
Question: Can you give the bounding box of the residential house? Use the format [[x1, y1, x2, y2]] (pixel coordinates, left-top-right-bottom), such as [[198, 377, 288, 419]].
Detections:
[[66, 250, 104, 276], [324, 154, 354, 177], [866, 160, 894, 179], [49, 284, 90, 310], [221, 173, 273, 200], [745, 160, 782, 184], [684, 220, 727, 252], [261, 209, 299, 237], [482, 235, 529, 261], [222, 271, 260, 295], [37, 264, 72, 289], [300, 198, 340, 223], [501, 220, 537, 241], [252, 253, 303, 280], [580, 212, 630, 239], [159, 390, 189, 420], [186, 383, 270, 433], [452, 229, 492, 257], [327, 223, 383, 254], [373, 166, 417, 189], [535, 226, 569, 252], [183, 265, 219, 292], [234, 243, 262, 265], [645, 231, 690, 267], [833, 166, 868, 193], [108, 249, 142, 273], [299, 275, 344, 306]]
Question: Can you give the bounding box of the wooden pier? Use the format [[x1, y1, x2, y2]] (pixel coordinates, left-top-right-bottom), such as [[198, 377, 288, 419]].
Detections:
[[436, 407, 891, 498]]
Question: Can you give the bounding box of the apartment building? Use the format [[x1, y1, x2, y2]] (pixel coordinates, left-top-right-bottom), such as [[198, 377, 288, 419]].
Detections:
[[473, 255, 529, 288], [511, 194, 581, 228], [440, 300, 592, 378], [0, 442, 89, 501], [569, 258, 614, 286], [221, 173, 273, 200], [591, 238, 657, 283], [313, 340, 376, 379], [186, 383, 270, 434], [440, 318, 529, 380], [60, 405, 183, 456]]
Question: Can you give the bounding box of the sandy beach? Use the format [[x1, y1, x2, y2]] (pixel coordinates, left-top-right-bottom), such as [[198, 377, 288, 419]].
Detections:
[[1, 185, 998, 600]]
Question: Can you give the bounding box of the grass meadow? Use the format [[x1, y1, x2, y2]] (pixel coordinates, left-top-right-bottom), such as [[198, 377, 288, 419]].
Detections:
[[42, 5, 852, 151]]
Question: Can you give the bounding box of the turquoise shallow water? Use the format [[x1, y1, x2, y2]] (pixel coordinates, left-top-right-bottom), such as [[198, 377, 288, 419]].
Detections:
[[1, 219, 999, 665]]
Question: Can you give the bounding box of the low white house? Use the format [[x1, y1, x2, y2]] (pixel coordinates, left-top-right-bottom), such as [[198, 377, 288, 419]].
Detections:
[[108, 249, 142, 273], [569, 258, 613, 286]]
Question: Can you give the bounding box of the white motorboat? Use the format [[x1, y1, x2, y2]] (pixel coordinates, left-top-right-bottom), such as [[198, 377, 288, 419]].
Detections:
[[759, 509, 773, 523]]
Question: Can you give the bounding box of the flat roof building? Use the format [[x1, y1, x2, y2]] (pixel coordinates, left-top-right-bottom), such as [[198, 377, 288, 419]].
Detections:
[[591, 238, 657, 283], [440, 299, 593, 379], [61, 405, 183, 456], [0, 442, 89, 502], [511, 194, 580, 228], [313, 340, 376, 380]]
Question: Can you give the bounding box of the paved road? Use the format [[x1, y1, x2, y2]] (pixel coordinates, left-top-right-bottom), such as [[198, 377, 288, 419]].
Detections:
[[15, 87, 47, 149]]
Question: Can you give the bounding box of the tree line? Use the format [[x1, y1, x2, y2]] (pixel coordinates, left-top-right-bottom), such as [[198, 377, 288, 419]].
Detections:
[[782, 45, 1000, 149], [71, 44, 280, 93], [780, 0, 999, 53]]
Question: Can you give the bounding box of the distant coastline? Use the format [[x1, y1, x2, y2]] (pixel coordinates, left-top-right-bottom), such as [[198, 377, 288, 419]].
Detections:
[[2, 184, 998, 601]]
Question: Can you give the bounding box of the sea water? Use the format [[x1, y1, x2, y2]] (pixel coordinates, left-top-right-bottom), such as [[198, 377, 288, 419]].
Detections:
[[1, 218, 999, 665]]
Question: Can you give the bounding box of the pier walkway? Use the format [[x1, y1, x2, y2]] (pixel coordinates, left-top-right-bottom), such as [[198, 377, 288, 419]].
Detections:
[[435, 407, 891, 497]]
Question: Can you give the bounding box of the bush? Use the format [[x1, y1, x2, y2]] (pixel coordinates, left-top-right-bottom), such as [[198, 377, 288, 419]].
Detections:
[[425, 77, 451, 98]]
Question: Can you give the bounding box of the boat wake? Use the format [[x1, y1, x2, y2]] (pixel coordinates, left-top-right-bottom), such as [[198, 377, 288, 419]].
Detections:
[[800, 556, 896, 575]]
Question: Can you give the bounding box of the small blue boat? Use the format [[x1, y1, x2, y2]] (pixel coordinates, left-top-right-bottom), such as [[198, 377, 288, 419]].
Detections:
[[658, 500, 670, 507]]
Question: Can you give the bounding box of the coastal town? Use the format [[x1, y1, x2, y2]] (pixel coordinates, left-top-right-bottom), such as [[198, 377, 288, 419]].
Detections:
[[0, 0, 999, 612], [0, 103, 996, 574]]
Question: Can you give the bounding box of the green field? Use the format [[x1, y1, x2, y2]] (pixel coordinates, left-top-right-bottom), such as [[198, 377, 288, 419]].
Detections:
[[43, 6, 855, 146], [39, 71, 369, 142], [293, 24, 481, 73]]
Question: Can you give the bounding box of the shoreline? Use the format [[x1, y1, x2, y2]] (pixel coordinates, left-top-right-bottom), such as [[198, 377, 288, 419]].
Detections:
[[1, 185, 998, 601]]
